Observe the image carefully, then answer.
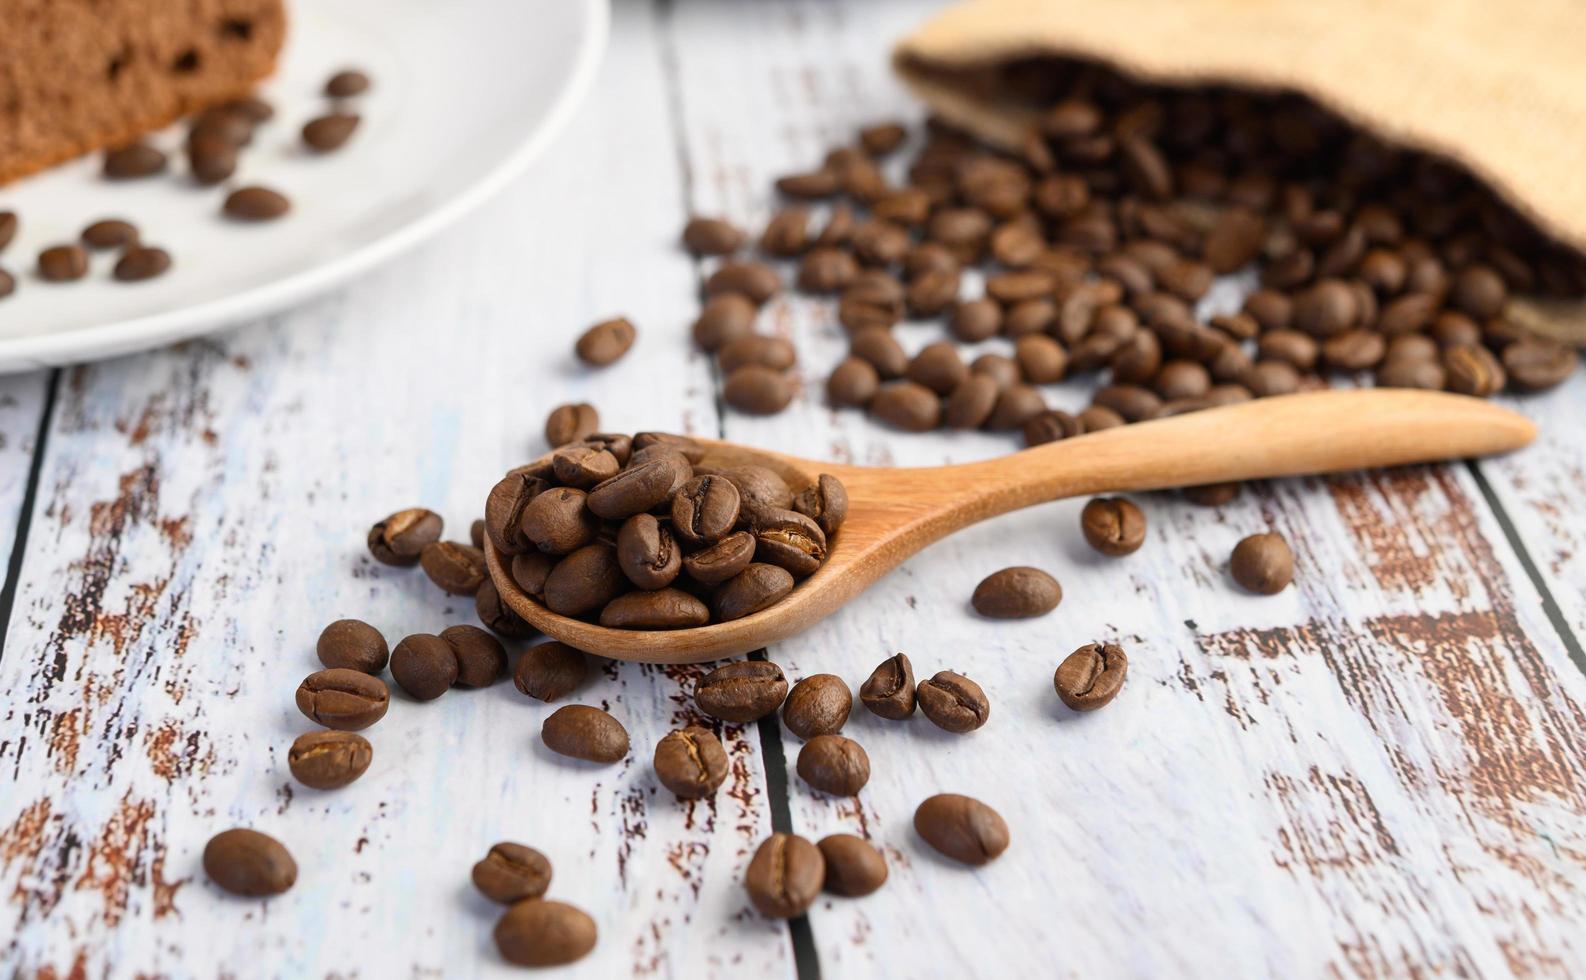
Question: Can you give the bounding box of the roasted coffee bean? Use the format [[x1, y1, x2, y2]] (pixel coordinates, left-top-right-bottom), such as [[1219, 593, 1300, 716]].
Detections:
[[1320, 329, 1386, 372], [390, 633, 459, 701], [484, 472, 545, 555], [1243, 360, 1303, 398], [815, 203, 857, 247], [520, 487, 598, 555], [302, 112, 360, 151], [204, 828, 297, 896], [512, 641, 586, 702], [944, 375, 1000, 429], [1503, 338, 1578, 391], [705, 261, 781, 304], [1023, 409, 1083, 447], [600, 587, 709, 629], [695, 660, 788, 722], [914, 794, 1008, 866], [791, 474, 847, 538], [295, 669, 389, 731], [1093, 383, 1161, 422], [761, 207, 811, 256], [951, 297, 1003, 342], [905, 342, 968, 396], [818, 834, 888, 897], [1257, 330, 1319, 371], [575, 316, 637, 366], [419, 541, 487, 595], [472, 843, 552, 904], [1184, 482, 1241, 506], [38, 245, 88, 282], [287, 729, 372, 790], [1080, 497, 1146, 556], [1376, 357, 1448, 390], [986, 270, 1055, 305], [905, 242, 961, 279], [541, 704, 629, 763], [714, 563, 794, 622], [859, 121, 907, 156], [223, 186, 291, 221], [723, 365, 794, 415], [859, 652, 915, 719], [0, 211, 16, 252], [775, 170, 838, 199], [552, 445, 620, 490], [587, 456, 689, 520], [971, 566, 1061, 619], [1003, 298, 1057, 336], [510, 552, 555, 598], [543, 542, 627, 617], [928, 207, 992, 263], [0, 267, 12, 300], [839, 275, 905, 331], [682, 216, 746, 255], [104, 142, 167, 179], [682, 530, 757, 586], [1077, 405, 1126, 432], [189, 107, 252, 146], [671, 475, 741, 547], [916, 670, 990, 733], [545, 402, 600, 447], [971, 353, 1021, 390], [1204, 207, 1266, 273], [494, 900, 597, 967], [1231, 531, 1294, 594], [476, 579, 534, 637], [316, 619, 389, 674], [654, 726, 730, 798], [187, 135, 238, 184], [797, 734, 870, 796], [849, 327, 908, 379], [719, 335, 797, 374], [441, 625, 506, 687], [1443, 344, 1506, 397], [752, 508, 827, 578], [782, 673, 851, 739], [1054, 642, 1129, 711], [1107, 330, 1162, 383], [366, 507, 442, 565], [853, 219, 911, 266], [905, 269, 961, 317], [827, 356, 879, 408], [1014, 335, 1068, 384], [744, 833, 824, 919], [1153, 360, 1211, 400], [798, 246, 859, 293], [1292, 279, 1358, 336], [692, 294, 757, 351], [81, 218, 138, 250], [1452, 263, 1507, 319], [985, 383, 1047, 430], [871, 381, 941, 431], [113, 246, 172, 282], [708, 465, 789, 518], [325, 68, 372, 97]]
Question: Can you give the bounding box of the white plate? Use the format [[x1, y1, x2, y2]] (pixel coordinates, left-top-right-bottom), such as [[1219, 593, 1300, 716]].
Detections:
[[0, 0, 608, 373]]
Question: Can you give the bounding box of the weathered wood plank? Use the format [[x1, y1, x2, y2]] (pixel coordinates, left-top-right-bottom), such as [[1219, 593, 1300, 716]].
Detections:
[[666, 0, 1586, 975], [0, 5, 792, 977], [0, 370, 50, 594]]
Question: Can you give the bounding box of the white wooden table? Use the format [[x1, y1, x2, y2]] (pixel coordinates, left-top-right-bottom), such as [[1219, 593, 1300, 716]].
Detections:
[[5, 1, 1586, 976]]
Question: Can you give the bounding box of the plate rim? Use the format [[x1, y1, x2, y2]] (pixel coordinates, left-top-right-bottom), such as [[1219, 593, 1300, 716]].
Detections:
[[0, 0, 611, 372]]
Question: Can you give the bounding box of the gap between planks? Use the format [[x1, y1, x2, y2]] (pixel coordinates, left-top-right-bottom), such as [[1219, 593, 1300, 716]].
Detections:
[[0, 367, 60, 666]]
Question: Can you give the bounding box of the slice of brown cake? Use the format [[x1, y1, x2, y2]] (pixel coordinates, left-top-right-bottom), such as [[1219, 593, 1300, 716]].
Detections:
[[0, 0, 287, 185]]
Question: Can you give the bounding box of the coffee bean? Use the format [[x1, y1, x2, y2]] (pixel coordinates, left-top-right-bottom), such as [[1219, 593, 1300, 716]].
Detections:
[[871, 381, 941, 431], [1293, 279, 1357, 336], [203, 828, 297, 896], [520, 487, 598, 555], [723, 365, 794, 415], [609, 513, 678, 590], [1080, 497, 1146, 556], [302, 113, 360, 152], [859, 652, 915, 720], [849, 327, 908, 379], [512, 642, 585, 702], [714, 563, 794, 622], [1231, 531, 1294, 594], [1321, 329, 1386, 372], [81, 219, 138, 250], [1153, 360, 1211, 400], [1204, 207, 1266, 273], [791, 474, 847, 538], [654, 726, 730, 798], [692, 294, 757, 351], [288, 730, 372, 789], [1452, 263, 1507, 319], [859, 121, 907, 156], [826, 356, 879, 409], [798, 247, 860, 293], [600, 588, 709, 629], [1022, 409, 1083, 447], [552, 445, 620, 489], [0, 211, 16, 253], [390, 634, 459, 701], [419, 541, 487, 595], [1243, 360, 1303, 398], [705, 261, 781, 304], [717, 465, 793, 514], [365, 507, 441, 565], [1077, 405, 1125, 432], [587, 456, 690, 521], [484, 471, 545, 555], [945, 375, 1000, 429], [325, 68, 371, 97], [818, 834, 887, 897], [472, 843, 552, 904], [476, 579, 534, 637], [38, 245, 88, 282], [442, 625, 506, 687], [782, 673, 851, 740], [681, 530, 756, 586], [751, 508, 827, 579], [1257, 330, 1319, 371], [971, 566, 1061, 619], [744, 833, 824, 918], [1443, 344, 1506, 397], [1015, 335, 1068, 384], [544, 542, 626, 617], [494, 900, 597, 967], [797, 734, 870, 796], [916, 670, 989, 733], [316, 619, 389, 674], [186, 134, 238, 184], [971, 353, 1021, 389], [1003, 298, 1057, 336], [694, 660, 787, 722], [839, 272, 906, 332], [683, 216, 746, 255], [1503, 338, 1578, 391], [0, 268, 12, 300], [915, 794, 1008, 866], [1183, 482, 1241, 506], [224, 186, 291, 221], [671, 475, 741, 547], [905, 269, 961, 317], [719, 335, 797, 374], [985, 384, 1047, 430], [103, 142, 167, 179], [950, 297, 1002, 342], [1055, 642, 1129, 711], [112, 246, 172, 282], [545, 402, 600, 447], [295, 668, 389, 731], [761, 207, 811, 256], [853, 219, 911, 266], [510, 551, 555, 596], [541, 704, 629, 763]]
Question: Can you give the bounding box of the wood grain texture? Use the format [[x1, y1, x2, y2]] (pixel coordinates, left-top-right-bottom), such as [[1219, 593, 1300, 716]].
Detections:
[[666, 0, 1586, 975], [0, 370, 49, 589]]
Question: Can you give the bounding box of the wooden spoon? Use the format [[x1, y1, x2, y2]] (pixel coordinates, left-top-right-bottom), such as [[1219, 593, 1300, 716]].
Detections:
[[484, 389, 1534, 664]]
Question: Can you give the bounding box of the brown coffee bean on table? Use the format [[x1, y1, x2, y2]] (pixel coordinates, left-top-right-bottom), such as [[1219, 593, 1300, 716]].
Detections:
[[81, 219, 138, 250], [0, 268, 13, 300], [1443, 344, 1507, 397], [472, 842, 552, 904], [1023, 409, 1082, 446], [705, 261, 781, 304], [818, 834, 887, 897], [296, 668, 390, 731], [224, 186, 292, 221], [860, 652, 915, 719], [366, 507, 442, 566], [744, 833, 824, 919], [1054, 642, 1129, 711], [203, 828, 297, 897], [1184, 482, 1241, 507], [38, 245, 88, 282], [288, 730, 372, 789], [545, 402, 600, 447], [797, 734, 870, 796], [513, 641, 588, 702], [113, 246, 173, 282], [1080, 497, 1146, 556], [325, 68, 372, 97], [871, 381, 942, 431], [302, 113, 360, 151], [945, 375, 1000, 429], [692, 294, 757, 351], [654, 725, 730, 799], [103, 142, 167, 179], [575, 316, 637, 366], [724, 365, 794, 415], [971, 566, 1061, 619], [916, 670, 990, 733], [1503, 338, 1578, 391], [914, 794, 1009, 866], [719, 335, 797, 374], [419, 541, 487, 595], [695, 660, 788, 723], [390, 634, 459, 701], [0, 211, 17, 253], [187, 134, 238, 185], [494, 899, 597, 967], [782, 673, 851, 740], [542, 704, 630, 764], [1231, 531, 1295, 594], [317, 619, 389, 674], [441, 625, 506, 687], [683, 216, 746, 255]]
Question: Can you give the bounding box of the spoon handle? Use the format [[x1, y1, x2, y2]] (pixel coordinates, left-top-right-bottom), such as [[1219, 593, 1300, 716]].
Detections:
[[951, 389, 1535, 514]]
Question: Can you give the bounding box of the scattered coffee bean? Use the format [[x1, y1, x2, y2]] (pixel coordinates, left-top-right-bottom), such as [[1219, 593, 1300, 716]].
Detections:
[[1503, 338, 1578, 391], [693, 294, 757, 351], [188, 135, 238, 184], [223, 186, 291, 221], [1080, 497, 1146, 556], [1443, 344, 1506, 397], [695, 660, 788, 722], [441, 625, 506, 687], [971, 566, 1061, 618], [744, 833, 824, 919], [654, 726, 730, 799], [724, 365, 794, 415], [203, 828, 297, 896], [103, 142, 167, 179], [683, 216, 746, 255], [797, 734, 870, 796], [513, 641, 588, 702], [494, 900, 597, 967], [302, 113, 360, 152], [38, 245, 88, 282], [1183, 482, 1241, 506], [541, 704, 629, 763], [871, 381, 942, 431], [860, 652, 915, 720], [916, 670, 990, 733], [1231, 531, 1294, 594], [705, 261, 781, 304], [782, 673, 851, 739], [113, 246, 172, 282], [1054, 642, 1129, 711], [545, 402, 600, 447], [81, 219, 138, 250], [472, 843, 552, 904], [390, 633, 459, 701], [0, 211, 16, 253], [367, 507, 442, 566], [288, 730, 372, 789], [325, 69, 372, 98], [419, 541, 487, 595], [914, 794, 1009, 866], [316, 619, 389, 674], [0, 268, 13, 300], [295, 668, 390, 731], [818, 834, 887, 897], [576, 316, 637, 366]]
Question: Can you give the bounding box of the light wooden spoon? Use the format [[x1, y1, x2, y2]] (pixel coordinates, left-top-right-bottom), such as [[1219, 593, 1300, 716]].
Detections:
[[485, 389, 1534, 664]]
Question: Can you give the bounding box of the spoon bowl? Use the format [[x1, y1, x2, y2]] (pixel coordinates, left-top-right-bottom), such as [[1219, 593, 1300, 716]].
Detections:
[[485, 388, 1536, 663]]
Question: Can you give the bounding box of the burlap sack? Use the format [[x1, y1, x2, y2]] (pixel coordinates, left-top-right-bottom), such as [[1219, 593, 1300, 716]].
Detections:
[[893, 0, 1586, 344]]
